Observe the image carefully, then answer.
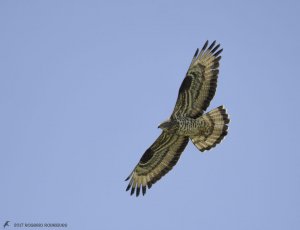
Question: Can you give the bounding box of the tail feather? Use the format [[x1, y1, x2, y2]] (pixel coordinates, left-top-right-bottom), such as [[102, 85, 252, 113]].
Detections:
[[191, 106, 229, 152]]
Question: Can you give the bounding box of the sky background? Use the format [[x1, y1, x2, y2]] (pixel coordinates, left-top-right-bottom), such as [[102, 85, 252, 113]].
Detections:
[[1, 0, 300, 229]]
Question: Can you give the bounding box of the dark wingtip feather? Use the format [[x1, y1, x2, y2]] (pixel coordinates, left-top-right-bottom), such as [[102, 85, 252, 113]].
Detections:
[[126, 183, 131, 191], [194, 48, 199, 58], [211, 44, 220, 54], [215, 56, 222, 62], [214, 48, 223, 57], [130, 186, 135, 196], [208, 40, 216, 50], [136, 186, 140, 197], [125, 175, 130, 181], [142, 186, 146, 196], [201, 40, 209, 51]]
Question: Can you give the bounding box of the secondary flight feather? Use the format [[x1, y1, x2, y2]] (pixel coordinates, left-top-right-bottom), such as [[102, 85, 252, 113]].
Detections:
[[126, 41, 230, 197]]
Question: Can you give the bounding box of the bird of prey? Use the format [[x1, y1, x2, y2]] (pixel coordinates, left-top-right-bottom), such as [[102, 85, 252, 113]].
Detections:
[[126, 41, 230, 196], [3, 221, 10, 228]]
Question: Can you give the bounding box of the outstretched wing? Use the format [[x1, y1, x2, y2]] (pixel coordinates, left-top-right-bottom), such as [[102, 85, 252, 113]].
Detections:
[[171, 41, 222, 119], [125, 132, 189, 196]]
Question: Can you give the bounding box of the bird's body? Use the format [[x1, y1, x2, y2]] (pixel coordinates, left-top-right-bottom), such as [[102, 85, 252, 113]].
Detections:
[[174, 117, 203, 136], [160, 116, 207, 136], [126, 41, 230, 196], [3, 221, 10, 228]]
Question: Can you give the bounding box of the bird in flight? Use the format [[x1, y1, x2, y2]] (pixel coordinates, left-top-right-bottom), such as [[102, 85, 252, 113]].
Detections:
[[126, 41, 230, 196], [3, 221, 10, 228]]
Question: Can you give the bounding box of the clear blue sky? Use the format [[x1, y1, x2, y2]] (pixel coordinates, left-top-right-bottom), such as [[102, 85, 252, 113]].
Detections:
[[1, 0, 299, 229]]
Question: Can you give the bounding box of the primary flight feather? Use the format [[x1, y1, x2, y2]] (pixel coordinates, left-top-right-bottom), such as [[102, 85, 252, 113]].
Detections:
[[125, 41, 230, 197]]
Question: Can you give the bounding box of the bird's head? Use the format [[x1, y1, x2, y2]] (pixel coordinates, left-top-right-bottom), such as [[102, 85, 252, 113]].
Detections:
[[158, 119, 178, 133]]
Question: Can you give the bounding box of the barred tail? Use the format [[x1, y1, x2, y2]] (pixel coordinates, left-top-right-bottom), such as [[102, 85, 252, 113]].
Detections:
[[190, 106, 230, 152]]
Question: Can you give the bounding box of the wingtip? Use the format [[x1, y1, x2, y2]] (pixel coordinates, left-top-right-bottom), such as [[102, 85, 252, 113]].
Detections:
[[193, 48, 199, 58], [211, 44, 220, 54], [208, 40, 216, 50], [136, 186, 141, 197], [142, 186, 146, 196], [126, 184, 131, 191], [201, 40, 209, 51], [130, 186, 135, 196], [125, 171, 133, 181], [214, 48, 223, 57]]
